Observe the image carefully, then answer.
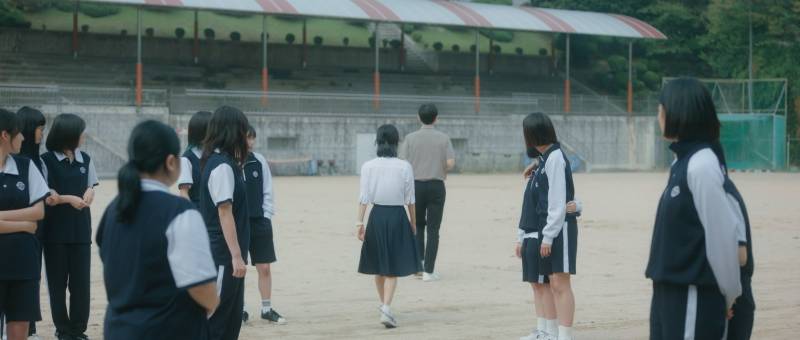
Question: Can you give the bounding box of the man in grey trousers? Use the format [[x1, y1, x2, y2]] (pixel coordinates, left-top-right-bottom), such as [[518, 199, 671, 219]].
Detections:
[[399, 104, 455, 282]]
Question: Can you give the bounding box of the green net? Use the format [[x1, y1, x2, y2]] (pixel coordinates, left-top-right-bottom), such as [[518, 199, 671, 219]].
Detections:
[[719, 114, 786, 170]]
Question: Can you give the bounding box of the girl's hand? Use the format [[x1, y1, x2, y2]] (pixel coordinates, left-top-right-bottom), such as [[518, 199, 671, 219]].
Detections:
[[357, 225, 365, 241], [523, 162, 537, 179], [69, 196, 88, 210], [515, 242, 522, 258], [83, 187, 95, 206], [232, 257, 246, 278], [46, 190, 60, 206], [566, 201, 577, 213], [540, 243, 552, 258], [727, 308, 734, 320], [411, 222, 417, 235]]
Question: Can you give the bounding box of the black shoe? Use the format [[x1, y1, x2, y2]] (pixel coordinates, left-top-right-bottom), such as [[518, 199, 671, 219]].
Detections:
[[242, 310, 250, 323], [261, 309, 287, 324], [74, 334, 89, 340], [55, 331, 72, 340]]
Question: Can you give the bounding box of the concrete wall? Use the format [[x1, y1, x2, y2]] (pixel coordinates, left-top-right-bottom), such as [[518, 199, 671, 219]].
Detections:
[[0, 29, 550, 76]]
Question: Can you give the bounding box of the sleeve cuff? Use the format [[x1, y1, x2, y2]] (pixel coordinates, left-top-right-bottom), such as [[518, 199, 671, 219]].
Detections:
[[738, 241, 747, 246], [214, 199, 233, 208], [178, 276, 217, 290], [30, 193, 49, 206], [542, 236, 554, 245], [178, 183, 193, 188]]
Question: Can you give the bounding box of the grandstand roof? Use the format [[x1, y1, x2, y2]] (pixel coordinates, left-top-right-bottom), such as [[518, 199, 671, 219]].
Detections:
[[82, 0, 667, 40]]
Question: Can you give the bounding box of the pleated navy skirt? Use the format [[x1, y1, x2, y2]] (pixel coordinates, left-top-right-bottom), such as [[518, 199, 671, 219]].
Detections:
[[358, 205, 422, 277]]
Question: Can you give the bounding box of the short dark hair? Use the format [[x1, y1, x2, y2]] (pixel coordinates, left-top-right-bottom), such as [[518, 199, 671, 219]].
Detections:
[[247, 124, 256, 138], [523, 112, 558, 147], [187, 111, 212, 147], [0, 108, 20, 137], [418, 103, 438, 125], [45, 113, 86, 152], [16, 106, 46, 161], [202, 106, 250, 167], [376, 124, 399, 158], [659, 77, 720, 142]]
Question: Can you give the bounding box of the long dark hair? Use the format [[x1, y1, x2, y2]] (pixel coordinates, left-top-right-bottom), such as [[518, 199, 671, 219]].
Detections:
[[202, 106, 250, 168], [376, 124, 399, 158], [187, 111, 212, 149], [659, 77, 720, 143], [16, 106, 46, 168], [45, 113, 85, 153], [117, 120, 181, 223]]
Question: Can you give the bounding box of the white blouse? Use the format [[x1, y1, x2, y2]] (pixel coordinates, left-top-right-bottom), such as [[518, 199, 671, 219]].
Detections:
[[359, 157, 415, 206]]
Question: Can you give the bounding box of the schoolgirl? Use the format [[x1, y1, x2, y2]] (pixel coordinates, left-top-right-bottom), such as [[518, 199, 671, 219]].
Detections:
[[96, 120, 219, 340], [179, 111, 212, 206], [242, 125, 286, 324], [40, 113, 98, 340], [0, 109, 49, 340], [356, 124, 422, 329], [646, 77, 744, 339], [198, 106, 251, 340]]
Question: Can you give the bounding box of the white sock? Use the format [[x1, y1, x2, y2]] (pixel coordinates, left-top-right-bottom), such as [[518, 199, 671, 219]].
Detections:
[[537, 317, 547, 332], [381, 304, 391, 314], [547, 319, 559, 336], [261, 299, 272, 313], [557, 326, 573, 340]]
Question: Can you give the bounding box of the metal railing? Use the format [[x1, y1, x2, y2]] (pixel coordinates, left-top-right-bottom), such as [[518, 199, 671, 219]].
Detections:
[[0, 83, 167, 107]]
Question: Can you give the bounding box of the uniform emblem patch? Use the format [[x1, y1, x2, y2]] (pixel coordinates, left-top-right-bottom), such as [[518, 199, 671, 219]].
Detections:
[[253, 171, 259, 178], [16, 181, 25, 191], [80, 167, 86, 174], [670, 186, 680, 198]]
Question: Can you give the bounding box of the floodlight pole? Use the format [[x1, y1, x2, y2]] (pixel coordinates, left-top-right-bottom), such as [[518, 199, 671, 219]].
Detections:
[[193, 10, 199, 64], [748, 1, 754, 114], [627, 40, 633, 114], [564, 34, 571, 113], [136, 7, 142, 107], [400, 25, 406, 72], [474, 29, 480, 114], [302, 19, 308, 69], [262, 15, 269, 107], [373, 23, 380, 111], [72, 1, 79, 59]]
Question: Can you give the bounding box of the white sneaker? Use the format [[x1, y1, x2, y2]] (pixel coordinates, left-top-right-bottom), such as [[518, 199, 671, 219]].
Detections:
[[379, 306, 397, 328], [520, 330, 552, 340], [422, 272, 440, 282], [28, 336, 42, 340]]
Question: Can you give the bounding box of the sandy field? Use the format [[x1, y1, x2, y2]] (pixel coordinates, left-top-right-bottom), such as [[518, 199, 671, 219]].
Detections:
[[27, 172, 800, 339]]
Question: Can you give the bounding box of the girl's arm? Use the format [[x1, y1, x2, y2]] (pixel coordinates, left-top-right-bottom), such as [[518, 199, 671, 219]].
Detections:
[[356, 203, 367, 241], [218, 203, 245, 278], [179, 186, 191, 200], [0, 220, 37, 234], [0, 201, 45, 222], [541, 154, 568, 247], [407, 204, 416, 234], [188, 282, 220, 315], [48, 194, 88, 210], [178, 156, 194, 199]]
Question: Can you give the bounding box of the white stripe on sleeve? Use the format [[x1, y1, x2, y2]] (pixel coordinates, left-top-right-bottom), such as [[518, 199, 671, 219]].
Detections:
[[27, 159, 50, 205], [208, 163, 235, 206], [178, 156, 194, 186], [86, 157, 99, 187], [541, 149, 568, 245], [687, 149, 742, 309], [254, 152, 275, 219], [165, 209, 218, 289]]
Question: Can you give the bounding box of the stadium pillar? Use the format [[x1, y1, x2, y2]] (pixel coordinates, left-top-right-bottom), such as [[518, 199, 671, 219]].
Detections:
[[373, 23, 380, 111], [193, 10, 199, 64], [474, 29, 480, 114], [72, 1, 79, 59], [136, 8, 142, 108], [399, 26, 406, 72], [627, 41, 633, 114], [261, 15, 269, 107], [564, 34, 571, 113], [302, 19, 307, 69]]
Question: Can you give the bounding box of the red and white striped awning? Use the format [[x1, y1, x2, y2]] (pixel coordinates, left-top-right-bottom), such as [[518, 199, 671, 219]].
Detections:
[[82, 0, 667, 39]]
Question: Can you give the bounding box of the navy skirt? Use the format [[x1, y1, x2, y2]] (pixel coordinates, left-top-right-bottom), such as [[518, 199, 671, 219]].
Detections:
[[358, 205, 422, 277]]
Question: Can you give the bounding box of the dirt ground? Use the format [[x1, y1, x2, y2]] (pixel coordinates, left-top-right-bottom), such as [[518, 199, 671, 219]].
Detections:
[[29, 172, 800, 339]]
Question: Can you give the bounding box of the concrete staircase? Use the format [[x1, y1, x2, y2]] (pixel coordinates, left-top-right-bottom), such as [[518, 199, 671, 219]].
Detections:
[[371, 24, 438, 73]]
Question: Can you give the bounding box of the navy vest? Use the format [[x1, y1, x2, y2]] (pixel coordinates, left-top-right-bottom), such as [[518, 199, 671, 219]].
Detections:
[[199, 153, 250, 265], [97, 191, 210, 340], [518, 176, 539, 233], [243, 153, 265, 219], [182, 149, 202, 207], [40, 151, 92, 244], [532, 144, 576, 232], [646, 142, 720, 286], [0, 155, 42, 280]]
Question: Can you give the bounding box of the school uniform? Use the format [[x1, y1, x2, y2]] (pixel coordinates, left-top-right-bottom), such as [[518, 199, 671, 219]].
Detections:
[[244, 152, 277, 265], [722, 166, 755, 340], [357, 157, 422, 277], [0, 155, 49, 322], [96, 179, 218, 340], [178, 147, 203, 206], [518, 175, 548, 284], [199, 151, 250, 340], [40, 149, 98, 337], [646, 142, 743, 340], [533, 143, 578, 276]]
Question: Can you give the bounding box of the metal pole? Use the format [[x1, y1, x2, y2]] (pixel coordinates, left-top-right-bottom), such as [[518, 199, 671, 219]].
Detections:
[[400, 25, 405, 72], [136, 7, 142, 107], [627, 41, 633, 114], [72, 1, 79, 59], [193, 10, 199, 64], [564, 34, 571, 113], [373, 23, 380, 111], [261, 15, 268, 107], [302, 19, 307, 69], [748, 1, 754, 114], [474, 29, 480, 114]]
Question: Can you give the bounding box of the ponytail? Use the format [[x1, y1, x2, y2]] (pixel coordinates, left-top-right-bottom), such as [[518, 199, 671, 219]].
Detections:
[[116, 161, 142, 224], [115, 120, 181, 224]]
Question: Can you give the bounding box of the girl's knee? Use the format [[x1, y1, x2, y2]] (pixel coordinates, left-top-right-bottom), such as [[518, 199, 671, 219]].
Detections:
[[549, 274, 572, 293]]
